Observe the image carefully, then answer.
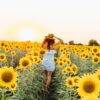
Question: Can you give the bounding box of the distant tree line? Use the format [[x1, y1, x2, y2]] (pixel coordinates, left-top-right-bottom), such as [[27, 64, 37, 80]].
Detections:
[[67, 39, 99, 46]]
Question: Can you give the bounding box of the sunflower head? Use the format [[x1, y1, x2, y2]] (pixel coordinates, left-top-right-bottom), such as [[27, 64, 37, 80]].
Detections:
[[73, 76, 80, 87], [71, 64, 78, 75], [92, 47, 98, 54], [0, 67, 18, 88], [19, 57, 32, 68], [92, 56, 100, 64], [11, 51, 16, 56], [10, 82, 17, 91], [62, 66, 71, 74], [0, 53, 7, 62], [57, 60, 65, 68], [77, 74, 100, 97], [66, 77, 74, 88]]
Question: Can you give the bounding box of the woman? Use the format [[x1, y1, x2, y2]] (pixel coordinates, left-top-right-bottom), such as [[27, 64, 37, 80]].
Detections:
[[41, 34, 63, 91]]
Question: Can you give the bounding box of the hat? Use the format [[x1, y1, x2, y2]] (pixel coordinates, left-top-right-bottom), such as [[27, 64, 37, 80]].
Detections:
[[45, 34, 55, 39]]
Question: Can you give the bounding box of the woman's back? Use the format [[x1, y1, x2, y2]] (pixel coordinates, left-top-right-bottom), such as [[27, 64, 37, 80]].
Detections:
[[42, 50, 56, 64]]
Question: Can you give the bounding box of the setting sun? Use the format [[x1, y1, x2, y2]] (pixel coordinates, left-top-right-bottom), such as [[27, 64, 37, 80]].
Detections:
[[17, 28, 40, 41], [3, 21, 45, 42]]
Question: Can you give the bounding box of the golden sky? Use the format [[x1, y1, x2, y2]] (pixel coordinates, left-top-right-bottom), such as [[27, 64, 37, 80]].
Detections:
[[0, 0, 100, 44]]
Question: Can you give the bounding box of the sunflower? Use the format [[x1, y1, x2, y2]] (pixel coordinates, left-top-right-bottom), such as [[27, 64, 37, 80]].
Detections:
[[0, 67, 18, 88], [33, 56, 42, 64], [84, 54, 89, 60], [66, 52, 70, 58], [59, 47, 64, 53], [40, 48, 45, 55], [92, 47, 98, 54], [62, 68, 67, 74], [11, 51, 16, 56], [33, 51, 40, 56], [73, 76, 80, 87], [27, 55, 35, 64], [0, 53, 7, 62], [71, 64, 78, 75], [62, 66, 71, 74], [92, 56, 100, 64], [66, 77, 74, 88], [77, 74, 100, 97], [61, 51, 67, 57], [80, 51, 86, 60], [87, 47, 91, 52], [54, 57, 58, 62], [83, 51, 90, 60], [65, 58, 71, 66], [19, 57, 32, 68], [4, 47, 10, 52], [57, 60, 65, 68], [10, 82, 17, 91], [95, 53, 100, 60]]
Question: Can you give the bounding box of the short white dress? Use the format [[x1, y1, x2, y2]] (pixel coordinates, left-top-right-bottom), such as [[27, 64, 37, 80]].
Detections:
[[42, 50, 56, 71]]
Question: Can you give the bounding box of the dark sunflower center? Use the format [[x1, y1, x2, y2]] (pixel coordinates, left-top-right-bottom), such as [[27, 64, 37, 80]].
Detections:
[[0, 55, 4, 59], [94, 49, 97, 52], [1, 43, 4, 46], [67, 68, 70, 71], [67, 61, 70, 64], [85, 55, 88, 58], [60, 62, 63, 66], [34, 53, 38, 56], [68, 80, 72, 85], [94, 58, 98, 62], [72, 67, 76, 72], [60, 59, 62, 61], [61, 50, 63, 52], [64, 60, 66, 62], [54, 59, 57, 61], [11, 83, 15, 88], [35, 58, 37, 61], [74, 79, 79, 83], [83, 82, 95, 93], [2, 72, 13, 82], [22, 60, 29, 66], [96, 53, 100, 57], [12, 52, 15, 55]]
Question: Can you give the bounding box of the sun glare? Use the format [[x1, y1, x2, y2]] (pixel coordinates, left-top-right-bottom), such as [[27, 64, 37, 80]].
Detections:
[[18, 28, 39, 41], [4, 21, 45, 42]]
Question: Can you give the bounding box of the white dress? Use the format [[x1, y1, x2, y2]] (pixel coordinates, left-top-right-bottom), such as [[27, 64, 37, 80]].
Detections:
[[42, 50, 56, 71]]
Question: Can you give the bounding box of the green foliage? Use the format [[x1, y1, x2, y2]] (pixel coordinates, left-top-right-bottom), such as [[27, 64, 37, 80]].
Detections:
[[9, 65, 44, 100]]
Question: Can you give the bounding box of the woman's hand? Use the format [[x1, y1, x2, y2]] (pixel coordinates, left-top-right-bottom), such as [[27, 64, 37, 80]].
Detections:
[[54, 36, 64, 44]]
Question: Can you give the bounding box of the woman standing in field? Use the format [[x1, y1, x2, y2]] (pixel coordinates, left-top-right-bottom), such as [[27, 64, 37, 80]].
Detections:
[[41, 34, 64, 92]]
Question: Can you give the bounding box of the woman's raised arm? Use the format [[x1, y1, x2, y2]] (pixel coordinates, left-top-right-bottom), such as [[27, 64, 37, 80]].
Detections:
[[54, 36, 64, 44]]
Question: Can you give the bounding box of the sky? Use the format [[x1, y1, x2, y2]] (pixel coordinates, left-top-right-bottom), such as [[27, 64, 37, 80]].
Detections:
[[0, 0, 100, 44]]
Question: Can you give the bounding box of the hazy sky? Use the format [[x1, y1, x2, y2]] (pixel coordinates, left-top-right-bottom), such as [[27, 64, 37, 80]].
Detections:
[[0, 0, 100, 44]]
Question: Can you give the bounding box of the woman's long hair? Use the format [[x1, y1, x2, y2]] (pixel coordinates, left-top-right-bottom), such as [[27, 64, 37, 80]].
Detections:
[[42, 38, 55, 50]]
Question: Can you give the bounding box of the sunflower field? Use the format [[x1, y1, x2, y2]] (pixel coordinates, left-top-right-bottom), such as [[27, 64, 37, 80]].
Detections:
[[0, 41, 100, 100]]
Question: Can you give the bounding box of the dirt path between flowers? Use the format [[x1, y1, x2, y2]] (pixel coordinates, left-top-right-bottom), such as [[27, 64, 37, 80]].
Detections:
[[43, 75, 57, 100]]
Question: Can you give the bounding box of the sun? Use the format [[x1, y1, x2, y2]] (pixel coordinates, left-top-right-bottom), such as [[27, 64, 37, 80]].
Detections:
[[4, 21, 46, 42], [17, 27, 40, 41]]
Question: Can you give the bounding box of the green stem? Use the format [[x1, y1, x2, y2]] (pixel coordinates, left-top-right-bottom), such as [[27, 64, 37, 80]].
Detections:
[[69, 88, 71, 100], [1, 89, 5, 100]]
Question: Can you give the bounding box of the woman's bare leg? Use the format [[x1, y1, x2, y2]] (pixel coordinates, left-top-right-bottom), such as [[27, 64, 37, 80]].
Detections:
[[45, 71, 53, 89], [43, 70, 47, 84]]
